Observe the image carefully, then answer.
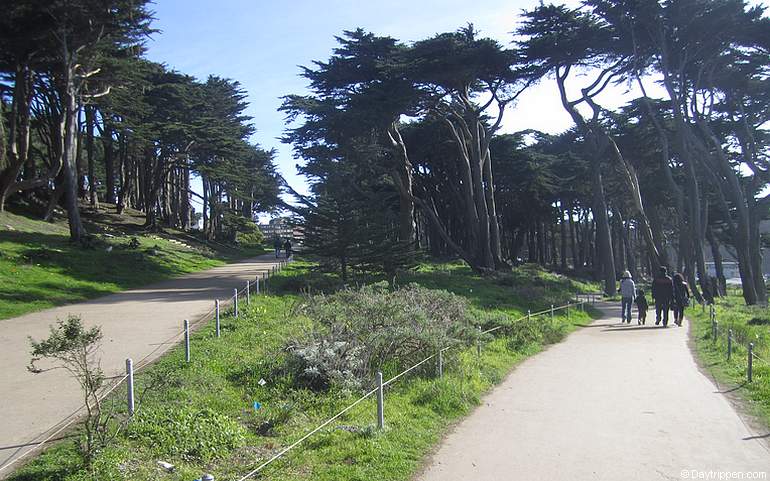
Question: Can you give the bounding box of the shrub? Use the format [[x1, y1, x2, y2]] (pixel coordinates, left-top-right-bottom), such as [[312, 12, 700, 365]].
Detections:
[[286, 283, 475, 391], [235, 229, 264, 248]]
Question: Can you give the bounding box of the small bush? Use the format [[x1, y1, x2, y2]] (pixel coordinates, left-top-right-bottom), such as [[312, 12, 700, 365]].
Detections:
[[286, 283, 475, 391], [126, 406, 245, 462]]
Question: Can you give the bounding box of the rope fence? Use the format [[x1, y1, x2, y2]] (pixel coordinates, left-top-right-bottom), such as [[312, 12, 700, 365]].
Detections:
[[233, 298, 589, 481], [705, 304, 768, 384], [1, 270, 595, 480], [0, 258, 292, 477]]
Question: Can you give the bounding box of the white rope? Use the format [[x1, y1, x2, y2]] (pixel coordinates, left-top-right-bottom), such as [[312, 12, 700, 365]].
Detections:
[[233, 299, 582, 480], [383, 354, 437, 387], [0, 372, 130, 473], [0, 268, 261, 474], [235, 387, 379, 481]]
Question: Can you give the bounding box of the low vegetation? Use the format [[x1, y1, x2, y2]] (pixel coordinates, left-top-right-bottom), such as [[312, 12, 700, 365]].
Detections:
[[0, 208, 266, 320], [689, 290, 770, 426], [9, 260, 598, 481]]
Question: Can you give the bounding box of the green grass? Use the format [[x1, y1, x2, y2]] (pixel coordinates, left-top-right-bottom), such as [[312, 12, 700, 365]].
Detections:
[[0, 209, 266, 320], [688, 292, 770, 427], [8, 260, 599, 481]]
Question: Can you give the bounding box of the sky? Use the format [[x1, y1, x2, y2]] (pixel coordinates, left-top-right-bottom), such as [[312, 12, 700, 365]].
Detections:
[[142, 0, 650, 216]]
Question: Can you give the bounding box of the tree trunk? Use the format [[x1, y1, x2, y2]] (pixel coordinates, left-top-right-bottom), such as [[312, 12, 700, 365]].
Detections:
[[61, 64, 86, 242], [85, 106, 98, 208], [102, 120, 116, 204], [0, 65, 33, 211]]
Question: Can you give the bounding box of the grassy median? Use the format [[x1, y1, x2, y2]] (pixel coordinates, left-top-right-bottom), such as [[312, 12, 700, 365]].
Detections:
[[9, 261, 599, 481]]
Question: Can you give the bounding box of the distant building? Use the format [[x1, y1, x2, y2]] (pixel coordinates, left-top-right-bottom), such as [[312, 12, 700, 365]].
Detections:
[[258, 217, 292, 240], [258, 217, 303, 243], [705, 220, 770, 281]]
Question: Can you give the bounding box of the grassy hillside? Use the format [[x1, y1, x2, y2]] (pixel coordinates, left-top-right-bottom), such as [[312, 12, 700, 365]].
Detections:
[[9, 260, 599, 481], [0, 206, 265, 320], [688, 291, 770, 426]]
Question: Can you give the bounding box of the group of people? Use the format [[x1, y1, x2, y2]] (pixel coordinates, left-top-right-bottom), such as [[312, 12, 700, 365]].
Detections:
[[273, 237, 293, 259], [618, 266, 692, 327]]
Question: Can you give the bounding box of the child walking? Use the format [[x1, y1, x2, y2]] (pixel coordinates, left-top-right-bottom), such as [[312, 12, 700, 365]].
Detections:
[[635, 289, 649, 325]]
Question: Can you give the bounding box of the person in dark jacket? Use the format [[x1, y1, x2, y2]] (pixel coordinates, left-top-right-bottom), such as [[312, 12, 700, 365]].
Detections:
[[651, 266, 674, 327], [635, 289, 649, 325], [273, 237, 282, 258], [672, 273, 691, 327], [283, 238, 293, 259]]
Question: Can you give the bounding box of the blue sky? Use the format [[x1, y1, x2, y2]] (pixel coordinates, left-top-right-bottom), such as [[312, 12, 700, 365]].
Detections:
[[143, 0, 590, 200]]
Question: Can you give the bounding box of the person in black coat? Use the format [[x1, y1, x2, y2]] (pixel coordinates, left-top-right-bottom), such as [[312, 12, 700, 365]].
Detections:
[[635, 289, 649, 325], [672, 273, 691, 327], [651, 266, 674, 327]]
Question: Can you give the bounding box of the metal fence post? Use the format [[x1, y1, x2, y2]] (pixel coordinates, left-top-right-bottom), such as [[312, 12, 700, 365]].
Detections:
[[438, 349, 444, 378], [234, 288, 239, 317], [714, 320, 718, 342], [727, 329, 732, 361], [255, 276, 260, 295], [215, 300, 221, 338], [748, 343, 754, 383], [550, 304, 554, 321], [376, 371, 385, 429], [246, 280, 250, 305], [527, 309, 531, 321], [126, 358, 135, 416], [184, 319, 190, 362]]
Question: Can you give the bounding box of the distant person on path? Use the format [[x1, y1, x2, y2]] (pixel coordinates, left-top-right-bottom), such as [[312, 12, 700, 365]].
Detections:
[[651, 266, 674, 327], [619, 270, 636, 324], [635, 289, 648, 325], [273, 237, 282, 258], [672, 273, 691, 327], [284, 239, 293, 259]]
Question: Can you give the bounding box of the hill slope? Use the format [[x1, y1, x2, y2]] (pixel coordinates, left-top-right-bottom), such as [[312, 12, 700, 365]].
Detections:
[[0, 205, 264, 320]]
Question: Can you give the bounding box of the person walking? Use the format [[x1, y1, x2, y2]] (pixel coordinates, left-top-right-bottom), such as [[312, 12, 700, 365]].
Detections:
[[619, 270, 636, 324], [651, 266, 674, 327], [284, 238, 293, 259], [273, 237, 282, 258], [672, 273, 691, 327], [635, 289, 649, 325]]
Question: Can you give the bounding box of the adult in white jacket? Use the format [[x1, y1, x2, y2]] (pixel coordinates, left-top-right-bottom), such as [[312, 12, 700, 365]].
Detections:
[[619, 271, 636, 324]]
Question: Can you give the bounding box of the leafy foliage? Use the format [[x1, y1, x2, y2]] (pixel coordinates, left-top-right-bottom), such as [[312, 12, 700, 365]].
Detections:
[[287, 283, 476, 392], [127, 406, 246, 462]]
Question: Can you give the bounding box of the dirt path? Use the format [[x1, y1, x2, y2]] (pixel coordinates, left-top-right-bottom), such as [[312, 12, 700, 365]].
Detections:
[[418, 302, 770, 481], [0, 254, 286, 476]]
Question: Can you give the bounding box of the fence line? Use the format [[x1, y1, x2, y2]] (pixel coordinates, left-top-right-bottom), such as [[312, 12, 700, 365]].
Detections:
[[0, 258, 289, 476], [234, 299, 586, 481], [235, 386, 380, 481], [480, 301, 582, 335], [707, 306, 767, 383], [3, 268, 581, 478]]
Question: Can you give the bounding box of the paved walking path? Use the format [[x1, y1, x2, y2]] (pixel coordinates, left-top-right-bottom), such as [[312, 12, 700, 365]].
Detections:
[[0, 254, 286, 476], [419, 302, 770, 481]]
